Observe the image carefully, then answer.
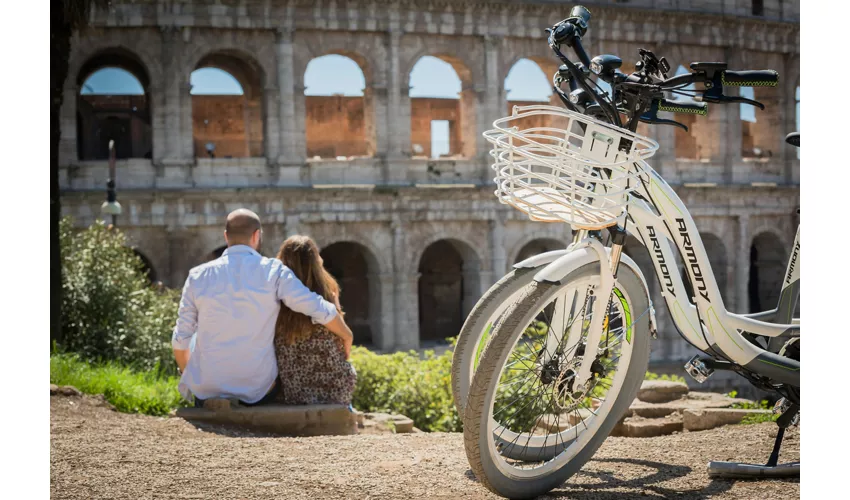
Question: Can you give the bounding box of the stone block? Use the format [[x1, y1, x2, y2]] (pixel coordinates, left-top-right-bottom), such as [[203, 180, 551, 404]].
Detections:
[[683, 408, 773, 432], [621, 414, 684, 438], [360, 412, 417, 434], [636, 380, 689, 403], [176, 401, 359, 436], [51, 385, 82, 397]]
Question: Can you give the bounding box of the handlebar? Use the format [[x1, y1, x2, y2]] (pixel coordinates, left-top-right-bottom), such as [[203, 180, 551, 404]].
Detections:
[[721, 69, 779, 87], [545, 6, 779, 133], [657, 98, 707, 116]]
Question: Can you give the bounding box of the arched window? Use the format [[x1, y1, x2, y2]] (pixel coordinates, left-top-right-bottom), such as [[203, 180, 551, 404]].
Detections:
[[418, 239, 481, 344], [191, 53, 264, 159], [304, 54, 370, 159], [749, 232, 786, 313], [740, 83, 779, 159], [409, 56, 474, 159], [505, 59, 551, 103], [504, 58, 561, 133], [320, 242, 382, 347], [77, 51, 152, 161]]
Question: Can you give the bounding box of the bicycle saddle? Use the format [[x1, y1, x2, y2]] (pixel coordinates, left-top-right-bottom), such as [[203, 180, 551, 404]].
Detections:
[[785, 132, 799, 147]]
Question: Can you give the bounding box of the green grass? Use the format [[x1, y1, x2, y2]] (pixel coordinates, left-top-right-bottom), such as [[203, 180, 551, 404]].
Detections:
[[50, 353, 187, 416]]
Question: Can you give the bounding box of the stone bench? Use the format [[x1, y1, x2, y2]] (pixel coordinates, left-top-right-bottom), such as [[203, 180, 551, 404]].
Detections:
[[175, 399, 359, 436]]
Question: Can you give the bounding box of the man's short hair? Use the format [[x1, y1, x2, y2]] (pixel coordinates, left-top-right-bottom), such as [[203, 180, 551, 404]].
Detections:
[[225, 209, 261, 243]]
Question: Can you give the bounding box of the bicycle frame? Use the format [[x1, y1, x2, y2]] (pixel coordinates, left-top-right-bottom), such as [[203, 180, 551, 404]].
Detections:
[[612, 161, 800, 386]]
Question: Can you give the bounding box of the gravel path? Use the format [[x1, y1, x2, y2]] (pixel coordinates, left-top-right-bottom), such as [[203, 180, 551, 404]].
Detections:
[[51, 394, 799, 499]]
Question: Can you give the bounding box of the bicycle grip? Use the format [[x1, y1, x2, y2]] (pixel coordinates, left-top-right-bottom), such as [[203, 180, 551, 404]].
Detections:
[[721, 70, 779, 87], [657, 98, 707, 116]]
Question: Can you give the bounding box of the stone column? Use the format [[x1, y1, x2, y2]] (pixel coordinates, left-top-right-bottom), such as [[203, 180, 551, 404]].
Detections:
[[263, 85, 281, 165], [276, 28, 304, 167], [386, 29, 410, 161], [179, 78, 194, 161], [489, 215, 507, 283], [459, 85, 480, 159], [479, 36, 503, 177], [148, 84, 167, 165], [735, 214, 750, 314], [398, 273, 421, 350], [391, 217, 417, 350], [160, 27, 188, 164], [723, 50, 745, 184], [58, 83, 78, 167], [377, 273, 395, 351]]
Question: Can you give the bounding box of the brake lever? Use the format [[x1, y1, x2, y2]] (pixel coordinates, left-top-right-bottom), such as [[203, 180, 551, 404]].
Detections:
[[639, 116, 688, 131], [698, 94, 765, 110], [639, 100, 689, 131]]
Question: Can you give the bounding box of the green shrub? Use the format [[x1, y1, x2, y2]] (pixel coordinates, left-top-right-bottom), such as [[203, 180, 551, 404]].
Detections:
[[350, 346, 460, 432], [51, 352, 186, 416], [725, 391, 778, 424], [59, 217, 179, 374]]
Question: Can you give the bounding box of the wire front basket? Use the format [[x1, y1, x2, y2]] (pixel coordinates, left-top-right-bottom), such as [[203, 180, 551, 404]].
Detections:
[[484, 105, 659, 229]]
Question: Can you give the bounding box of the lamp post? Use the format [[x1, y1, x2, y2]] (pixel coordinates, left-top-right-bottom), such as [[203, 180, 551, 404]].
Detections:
[[101, 139, 122, 226]]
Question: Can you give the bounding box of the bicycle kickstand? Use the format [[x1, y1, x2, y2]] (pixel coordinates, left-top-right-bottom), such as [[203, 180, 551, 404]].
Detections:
[[706, 402, 800, 479]]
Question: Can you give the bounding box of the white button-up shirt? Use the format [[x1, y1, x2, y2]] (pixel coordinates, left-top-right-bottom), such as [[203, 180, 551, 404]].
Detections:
[[172, 245, 338, 403]]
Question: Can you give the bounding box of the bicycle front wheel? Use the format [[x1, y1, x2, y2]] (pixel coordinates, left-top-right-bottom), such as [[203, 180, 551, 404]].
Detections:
[[462, 262, 651, 499]]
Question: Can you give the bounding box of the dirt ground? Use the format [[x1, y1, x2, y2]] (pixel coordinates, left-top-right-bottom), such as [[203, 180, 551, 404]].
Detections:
[[50, 394, 799, 499]]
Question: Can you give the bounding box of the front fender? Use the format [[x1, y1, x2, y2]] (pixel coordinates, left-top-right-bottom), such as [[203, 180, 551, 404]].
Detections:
[[513, 249, 570, 270], [531, 245, 656, 335]]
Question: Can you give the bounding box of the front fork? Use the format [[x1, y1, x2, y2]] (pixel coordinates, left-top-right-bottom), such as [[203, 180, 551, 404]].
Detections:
[[551, 226, 627, 389]]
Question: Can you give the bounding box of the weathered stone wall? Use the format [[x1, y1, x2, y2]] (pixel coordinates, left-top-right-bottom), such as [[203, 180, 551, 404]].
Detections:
[[59, 1, 801, 371], [191, 95, 264, 158], [305, 95, 368, 159]]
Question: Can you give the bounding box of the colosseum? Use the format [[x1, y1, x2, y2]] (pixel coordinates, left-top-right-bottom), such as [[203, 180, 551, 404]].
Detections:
[[59, 0, 800, 384]]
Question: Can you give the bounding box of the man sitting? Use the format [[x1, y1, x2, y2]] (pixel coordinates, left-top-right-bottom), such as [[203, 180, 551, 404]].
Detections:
[[172, 208, 354, 407]]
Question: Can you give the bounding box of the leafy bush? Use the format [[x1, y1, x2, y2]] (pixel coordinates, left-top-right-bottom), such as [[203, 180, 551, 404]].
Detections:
[[59, 217, 179, 373], [350, 346, 460, 433], [725, 390, 778, 424], [51, 352, 185, 416]]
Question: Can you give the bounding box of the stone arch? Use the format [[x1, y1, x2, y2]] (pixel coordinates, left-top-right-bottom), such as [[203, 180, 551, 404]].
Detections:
[[503, 57, 562, 132], [417, 238, 482, 343], [511, 237, 567, 265], [132, 249, 158, 283], [303, 53, 374, 159], [500, 54, 559, 87], [749, 231, 787, 313], [190, 50, 266, 158], [320, 241, 382, 347], [408, 53, 476, 159], [184, 41, 273, 91], [76, 48, 154, 160], [68, 40, 162, 91]]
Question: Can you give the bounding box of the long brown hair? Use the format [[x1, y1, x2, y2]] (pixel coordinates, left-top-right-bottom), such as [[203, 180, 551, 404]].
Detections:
[[275, 235, 342, 344]]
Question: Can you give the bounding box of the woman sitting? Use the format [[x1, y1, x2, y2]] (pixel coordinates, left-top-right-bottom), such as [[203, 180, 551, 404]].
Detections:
[[273, 235, 356, 405]]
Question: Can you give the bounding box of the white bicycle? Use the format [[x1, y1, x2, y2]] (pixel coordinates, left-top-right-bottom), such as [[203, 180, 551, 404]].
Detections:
[[453, 7, 800, 498]]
